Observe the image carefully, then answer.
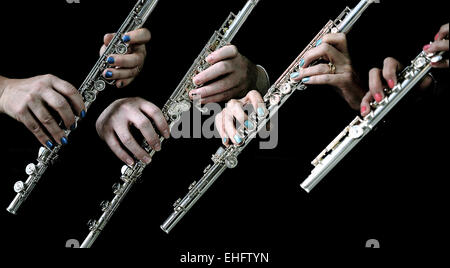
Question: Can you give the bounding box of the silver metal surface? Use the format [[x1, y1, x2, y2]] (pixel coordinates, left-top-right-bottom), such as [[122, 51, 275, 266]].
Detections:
[[161, 0, 375, 233], [81, 0, 259, 248], [300, 49, 445, 192]]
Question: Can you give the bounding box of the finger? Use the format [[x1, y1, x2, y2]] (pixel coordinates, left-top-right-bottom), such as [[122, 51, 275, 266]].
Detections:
[[104, 33, 115, 46], [215, 112, 228, 145], [425, 40, 449, 54], [205, 45, 239, 65], [360, 91, 373, 117], [368, 68, 385, 103], [301, 73, 341, 86], [140, 101, 170, 139], [431, 59, 449, 68], [382, 57, 402, 89], [28, 101, 67, 145], [227, 100, 247, 128], [191, 73, 237, 99], [19, 109, 53, 148], [100, 33, 115, 56], [193, 60, 234, 86], [115, 125, 152, 164], [115, 78, 134, 89], [49, 75, 85, 117], [199, 87, 241, 104], [300, 43, 348, 68], [104, 131, 135, 166], [103, 67, 140, 80], [435, 23, 449, 41], [293, 64, 330, 81], [41, 89, 76, 129], [223, 107, 242, 145], [106, 53, 144, 68], [122, 28, 151, 45], [321, 33, 349, 54], [129, 111, 161, 152], [241, 90, 264, 113]]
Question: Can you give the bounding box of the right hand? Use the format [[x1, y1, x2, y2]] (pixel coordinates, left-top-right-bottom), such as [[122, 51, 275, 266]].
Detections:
[[0, 74, 85, 148], [96, 97, 170, 165], [215, 90, 267, 146]]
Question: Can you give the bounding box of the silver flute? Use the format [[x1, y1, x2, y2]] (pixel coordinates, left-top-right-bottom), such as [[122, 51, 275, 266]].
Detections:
[[161, 0, 379, 234], [6, 0, 159, 215], [300, 49, 445, 193], [80, 0, 260, 248]]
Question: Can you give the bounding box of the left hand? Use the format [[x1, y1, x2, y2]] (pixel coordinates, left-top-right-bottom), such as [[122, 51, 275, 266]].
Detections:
[[291, 33, 365, 110], [100, 28, 151, 88], [189, 45, 261, 104]]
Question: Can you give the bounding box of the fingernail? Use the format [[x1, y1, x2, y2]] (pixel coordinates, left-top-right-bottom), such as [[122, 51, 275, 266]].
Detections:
[[223, 137, 228, 144], [80, 110, 86, 118], [205, 54, 213, 62], [46, 140, 54, 149], [61, 137, 68, 145], [105, 71, 113, 78], [234, 134, 243, 144], [154, 143, 161, 152], [244, 120, 254, 129], [163, 130, 170, 139], [434, 33, 439, 41], [374, 93, 383, 103], [290, 72, 300, 80], [70, 123, 76, 130], [143, 156, 152, 164], [388, 79, 395, 89], [117, 81, 124, 88], [423, 44, 431, 51], [361, 106, 366, 114], [126, 158, 134, 166], [257, 107, 265, 117], [302, 77, 310, 83], [315, 39, 322, 47], [299, 59, 305, 68], [193, 78, 200, 86], [107, 56, 115, 64], [122, 35, 131, 43]]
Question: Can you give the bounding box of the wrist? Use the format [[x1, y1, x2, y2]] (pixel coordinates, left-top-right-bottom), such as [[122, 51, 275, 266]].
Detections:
[[254, 65, 270, 96], [0, 76, 10, 113]]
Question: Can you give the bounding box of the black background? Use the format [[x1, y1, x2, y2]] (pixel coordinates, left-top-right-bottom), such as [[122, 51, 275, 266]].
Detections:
[[0, 0, 448, 261]]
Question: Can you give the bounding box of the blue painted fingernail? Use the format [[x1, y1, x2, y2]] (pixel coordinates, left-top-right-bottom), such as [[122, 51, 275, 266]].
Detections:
[[299, 59, 305, 67], [234, 134, 243, 144], [107, 56, 115, 64], [61, 137, 68, 145], [122, 35, 131, 43], [46, 141, 54, 149], [257, 107, 265, 116], [223, 138, 228, 143], [290, 72, 300, 79], [302, 77, 310, 83], [315, 39, 322, 47], [105, 71, 113, 78], [70, 123, 76, 130], [80, 110, 86, 118], [244, 120, 253, 129]]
